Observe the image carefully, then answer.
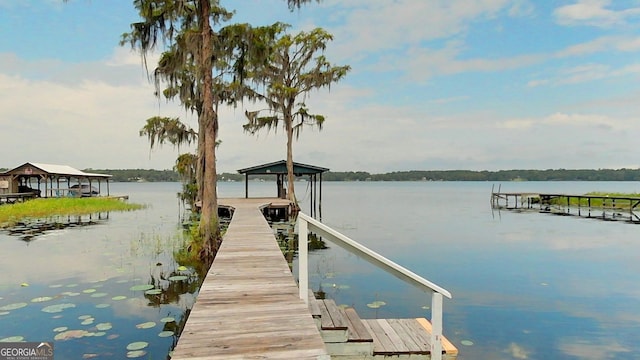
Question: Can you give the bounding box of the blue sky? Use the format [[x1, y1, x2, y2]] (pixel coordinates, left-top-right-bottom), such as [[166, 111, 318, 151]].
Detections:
[[1, 0, 640, 173]]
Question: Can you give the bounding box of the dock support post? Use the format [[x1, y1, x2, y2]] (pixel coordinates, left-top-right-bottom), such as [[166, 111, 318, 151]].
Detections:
[[298, 217, 309, 305], [431, 292, 443, 360]]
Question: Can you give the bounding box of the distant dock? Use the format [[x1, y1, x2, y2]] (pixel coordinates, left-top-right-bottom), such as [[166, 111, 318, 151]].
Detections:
[[491, 188, 640, 223]]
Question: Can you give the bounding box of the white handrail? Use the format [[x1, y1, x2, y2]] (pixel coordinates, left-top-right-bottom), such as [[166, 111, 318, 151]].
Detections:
[[296, 212, 451, 360]]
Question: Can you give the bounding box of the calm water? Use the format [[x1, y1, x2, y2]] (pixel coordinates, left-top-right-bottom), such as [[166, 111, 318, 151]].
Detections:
[[1, 181, 639, 359], [291, 181, 640, 360], [0, 182, 195, 359]]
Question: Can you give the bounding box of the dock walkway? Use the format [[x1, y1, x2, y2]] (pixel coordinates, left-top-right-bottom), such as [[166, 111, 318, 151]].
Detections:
[[171, 198, 328, 360]]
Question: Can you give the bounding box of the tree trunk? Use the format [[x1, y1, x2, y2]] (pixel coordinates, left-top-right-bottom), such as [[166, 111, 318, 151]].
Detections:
[[285, 113, 297, 210], [198, 0, 219, 264]]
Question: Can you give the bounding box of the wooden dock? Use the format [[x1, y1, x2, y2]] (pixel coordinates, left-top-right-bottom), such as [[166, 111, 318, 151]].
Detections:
[[171, 198, 329, 360], [172, 198, 457, 359], [491, 191, 640, 223], [0, 192, 37, 205]]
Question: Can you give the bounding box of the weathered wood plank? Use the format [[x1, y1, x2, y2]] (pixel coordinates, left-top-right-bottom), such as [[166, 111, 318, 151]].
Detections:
[[416, 317, 459, 355], [376, 319, 411, 352], [387, 318, 426, 353], [361, 319, 399, 354], [344, 308, 373, 342], [171, 198, 328, 360], [322, 299, 348, 329]]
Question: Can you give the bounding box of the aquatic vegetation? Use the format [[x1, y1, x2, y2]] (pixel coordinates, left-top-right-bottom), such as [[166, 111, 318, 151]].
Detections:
[[0, 198, 145, 227], [366, 300, 387, 309], [0, 302, 28, 311], [129, 284, 154, 291], [0, 336, 24, 342], [135, 321, 156, 329], [126, 342, 149, 351], [41, 303, 75, 313]]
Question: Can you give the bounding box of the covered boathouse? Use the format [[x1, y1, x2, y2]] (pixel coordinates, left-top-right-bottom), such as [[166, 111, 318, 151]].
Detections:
[[0, 162, 111, 199], [237, 160, 329, 218]]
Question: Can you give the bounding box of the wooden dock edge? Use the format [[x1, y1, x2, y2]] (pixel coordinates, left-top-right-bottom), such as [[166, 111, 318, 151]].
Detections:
[[415, 318, 459, 356]]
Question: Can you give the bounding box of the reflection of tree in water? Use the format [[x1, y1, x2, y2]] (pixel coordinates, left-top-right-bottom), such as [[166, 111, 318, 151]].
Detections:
[[4, 212, 110, 242], [274, 221, 327, 270], [143, 269, 204, 308]]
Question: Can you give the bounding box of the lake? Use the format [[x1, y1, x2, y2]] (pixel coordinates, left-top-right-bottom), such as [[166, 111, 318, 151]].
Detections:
[[1, 181, 639, 359]]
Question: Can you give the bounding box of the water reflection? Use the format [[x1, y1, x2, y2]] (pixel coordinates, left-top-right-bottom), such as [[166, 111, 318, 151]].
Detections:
[[0, 183, 201, 359], [5, 212, 110, 242]]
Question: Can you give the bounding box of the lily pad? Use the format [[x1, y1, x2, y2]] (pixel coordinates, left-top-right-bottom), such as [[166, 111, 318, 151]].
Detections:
[[168, 275, 188, 281], [31, 296, 54, 303], [158, 331, 174, 338], [20, 283, 29, 287], [53, 327, 68, 332], [42, 303, 76, 313], [54, 330, 89, 341], [126, 350, 147, 358], [82, 289, 97, 294], [111, 296, 127, 301], [96, 323, 112, 331], [160, 317, 175, 323], [129, 284, 154, 291], [0, 336, 25, 342], [126, 341, 149, 351], [0, 302, 28, 311], [95, 303, 111, 308], [366, 300, 387, 309], [0, 311, 9, 316], [81, 319, 95, 326], [460, 340, 474, 346], [90, 292, 108, 298], [79, 315, 92, 320], [135, 322, 156, 329], [144, 289, 162, 295], [177, 266, 188, 271]]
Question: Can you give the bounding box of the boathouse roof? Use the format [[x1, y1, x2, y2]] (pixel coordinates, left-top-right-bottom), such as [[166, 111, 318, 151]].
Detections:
[[1, 162, 111, 179], [237, 160, 329, 176]]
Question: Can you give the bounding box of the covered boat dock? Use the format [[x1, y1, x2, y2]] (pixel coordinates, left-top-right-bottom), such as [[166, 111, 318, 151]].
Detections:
[[0, 162, 112, 201], [237, 160, 328, 218]]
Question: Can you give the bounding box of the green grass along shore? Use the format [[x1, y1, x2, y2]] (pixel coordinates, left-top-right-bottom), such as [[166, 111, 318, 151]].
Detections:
[[0, 198, 144, 227]]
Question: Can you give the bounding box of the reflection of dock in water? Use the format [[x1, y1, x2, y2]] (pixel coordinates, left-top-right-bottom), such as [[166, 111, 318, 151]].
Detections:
[[491, 187, 640, 224], [4, 212, 110, 241]]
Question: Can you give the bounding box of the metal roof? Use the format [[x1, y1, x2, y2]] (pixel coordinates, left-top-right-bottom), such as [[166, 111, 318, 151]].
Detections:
[[2, 162, 111, 178], [237, 160, 329, 176]]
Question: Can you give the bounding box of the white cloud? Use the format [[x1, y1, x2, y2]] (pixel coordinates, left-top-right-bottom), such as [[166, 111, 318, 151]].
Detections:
[[554, 0, 640, 27]]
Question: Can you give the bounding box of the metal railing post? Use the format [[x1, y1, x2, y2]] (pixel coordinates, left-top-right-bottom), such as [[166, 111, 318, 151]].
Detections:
[[431, 292, 443, 360], [298, 216, 309, 305]]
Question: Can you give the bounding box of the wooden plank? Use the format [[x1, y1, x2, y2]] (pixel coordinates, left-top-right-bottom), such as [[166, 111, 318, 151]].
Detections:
[[322, 299, 348, 329], [344, 308, 373, 342], [416, 318, 458, 355], [361, 319, 399, 354], [375, 319, 410, 352], [387, 319, 427, 353], [395, 318, 431, 349], [170, 198, 328, 360], [308, 290, 322, 318]]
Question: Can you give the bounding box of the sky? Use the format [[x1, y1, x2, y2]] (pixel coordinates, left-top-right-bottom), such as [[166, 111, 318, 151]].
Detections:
[[1, 0, 640, 173]]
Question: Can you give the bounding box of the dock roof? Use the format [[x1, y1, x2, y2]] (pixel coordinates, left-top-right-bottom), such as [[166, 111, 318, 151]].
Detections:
[[237, 160, 329, 176], [1, 162, 111, 179]]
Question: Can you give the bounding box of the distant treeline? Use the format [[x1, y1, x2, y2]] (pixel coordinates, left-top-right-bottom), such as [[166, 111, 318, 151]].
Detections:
[[77, 168, 640, 182]]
